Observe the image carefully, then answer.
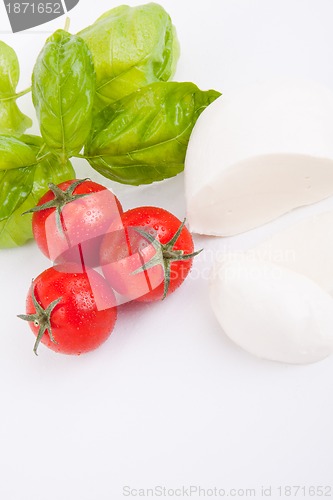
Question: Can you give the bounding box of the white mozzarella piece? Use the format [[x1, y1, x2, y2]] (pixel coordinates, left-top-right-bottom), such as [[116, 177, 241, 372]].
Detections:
[[209, 211, 333, 363], [185, 80, 333, 235]]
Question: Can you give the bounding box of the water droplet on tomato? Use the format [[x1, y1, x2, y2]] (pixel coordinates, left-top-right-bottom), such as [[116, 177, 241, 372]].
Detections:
[[139, 240, 148, 251]]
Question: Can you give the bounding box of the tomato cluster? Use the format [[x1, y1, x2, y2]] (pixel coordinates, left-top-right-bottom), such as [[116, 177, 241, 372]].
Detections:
[[19, 179, 200, 356]]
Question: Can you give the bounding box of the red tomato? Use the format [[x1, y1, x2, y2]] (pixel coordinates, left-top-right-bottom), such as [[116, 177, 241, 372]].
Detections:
[[30, 179, 123, 266], [100, 206, 200, 302], [18, 264, 117, 355]]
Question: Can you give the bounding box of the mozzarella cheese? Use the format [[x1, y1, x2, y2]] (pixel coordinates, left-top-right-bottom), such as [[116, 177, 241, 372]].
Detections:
[[209, 211, 333, 364], [185, 80, 333, 235]]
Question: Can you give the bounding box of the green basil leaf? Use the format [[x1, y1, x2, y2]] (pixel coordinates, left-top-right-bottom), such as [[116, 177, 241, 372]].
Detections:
[[0, 166, 35, 222], [0, 135, 37, 171], [78, 3, 179, 110], [85, 82, 221, 185], [32, 152, 74, 196], [0, 41, 32, 134], [19, 134, 43, 150], [32, 29, 95, 159], [0, 153, 74, 248]]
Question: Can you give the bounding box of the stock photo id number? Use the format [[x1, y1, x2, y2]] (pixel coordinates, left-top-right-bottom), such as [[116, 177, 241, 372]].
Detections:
[[3, 0, 79, 31], [122, 485, 333, 498]]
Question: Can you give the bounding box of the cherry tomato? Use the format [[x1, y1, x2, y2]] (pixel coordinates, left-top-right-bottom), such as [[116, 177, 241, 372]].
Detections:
[[29, 179, 123, 266], [100, 206, 201, 302], [18, 263, 117, 355]]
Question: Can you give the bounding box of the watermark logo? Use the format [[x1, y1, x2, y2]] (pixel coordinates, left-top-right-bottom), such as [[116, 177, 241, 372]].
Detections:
[[3, 0, 80, 33]]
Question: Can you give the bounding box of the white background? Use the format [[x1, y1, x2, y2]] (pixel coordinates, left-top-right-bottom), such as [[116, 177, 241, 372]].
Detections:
[[1, 1, 333, 499]]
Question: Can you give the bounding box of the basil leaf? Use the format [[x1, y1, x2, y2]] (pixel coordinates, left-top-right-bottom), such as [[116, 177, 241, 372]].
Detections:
[[0, 166, 35, 222], [0, 41, 32, 134], [85, 82, 221, 185], [32, 29, 95, 159], [32, 152, 74, 196], [0, 151, 74, 248], [0, 135, 37, 171], [19, 134, 43, 150], [78, 4, 179, 110]]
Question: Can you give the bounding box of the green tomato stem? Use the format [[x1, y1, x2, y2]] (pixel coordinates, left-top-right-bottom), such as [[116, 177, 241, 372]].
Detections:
[[17, 280, 61, 356], [132, 219, 203, 300]]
